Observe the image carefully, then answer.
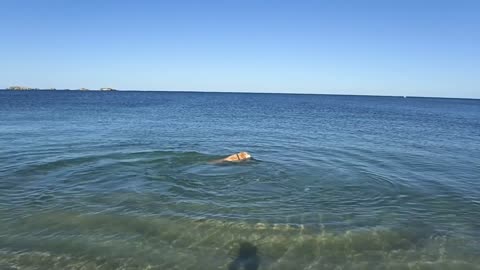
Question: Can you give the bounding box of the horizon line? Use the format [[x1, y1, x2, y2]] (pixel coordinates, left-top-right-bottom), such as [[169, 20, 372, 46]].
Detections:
[[0, 88, 478, 100]]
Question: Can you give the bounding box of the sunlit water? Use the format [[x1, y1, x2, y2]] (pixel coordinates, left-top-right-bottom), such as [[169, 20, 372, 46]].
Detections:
[[0, 90, 479, 269]]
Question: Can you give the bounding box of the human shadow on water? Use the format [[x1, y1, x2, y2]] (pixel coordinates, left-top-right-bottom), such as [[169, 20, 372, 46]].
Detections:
[[228, 242, 260, 270]]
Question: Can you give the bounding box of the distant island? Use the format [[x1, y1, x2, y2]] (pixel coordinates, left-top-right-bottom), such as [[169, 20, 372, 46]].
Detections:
[[7, 86, 38, 91], [6, 86, 116, 91]]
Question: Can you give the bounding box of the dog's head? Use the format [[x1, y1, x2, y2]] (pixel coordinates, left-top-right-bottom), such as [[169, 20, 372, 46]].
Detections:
[[238, 152, 251, 160]]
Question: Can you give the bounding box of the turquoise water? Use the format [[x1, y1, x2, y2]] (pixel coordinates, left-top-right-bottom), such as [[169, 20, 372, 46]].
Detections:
[[0, 91, 479, 269]]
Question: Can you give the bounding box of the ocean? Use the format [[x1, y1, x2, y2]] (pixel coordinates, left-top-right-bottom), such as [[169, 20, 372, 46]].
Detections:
[[0, 90, 479, 269]]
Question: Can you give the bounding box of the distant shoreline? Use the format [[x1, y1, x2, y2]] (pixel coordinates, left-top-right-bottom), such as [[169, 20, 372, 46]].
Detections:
[[0, 88, 478, 100], [4, 87, 115, 91]]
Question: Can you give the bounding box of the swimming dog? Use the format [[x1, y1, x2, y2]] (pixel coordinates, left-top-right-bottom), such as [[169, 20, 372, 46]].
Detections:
[[222, 152, 252, 162], [211, 152, 252, 163]]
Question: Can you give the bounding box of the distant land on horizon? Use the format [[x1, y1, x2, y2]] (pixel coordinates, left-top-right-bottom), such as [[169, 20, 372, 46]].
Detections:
[[1, 87, 478, 100], [4, 86, 116, 91]]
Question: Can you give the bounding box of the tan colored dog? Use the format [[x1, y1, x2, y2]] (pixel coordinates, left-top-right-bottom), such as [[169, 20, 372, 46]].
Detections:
[[212, 152, 252, 163]]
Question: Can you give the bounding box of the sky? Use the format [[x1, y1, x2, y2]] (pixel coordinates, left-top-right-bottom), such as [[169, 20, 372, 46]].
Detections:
[[1, 0, 479, 98]]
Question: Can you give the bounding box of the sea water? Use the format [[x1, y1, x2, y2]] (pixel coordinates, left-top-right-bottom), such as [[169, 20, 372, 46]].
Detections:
[[0, 90, 479, 269]]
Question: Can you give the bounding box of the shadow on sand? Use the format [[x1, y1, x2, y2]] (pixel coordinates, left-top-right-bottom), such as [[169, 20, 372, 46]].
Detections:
[[228, 242, 260, 270]]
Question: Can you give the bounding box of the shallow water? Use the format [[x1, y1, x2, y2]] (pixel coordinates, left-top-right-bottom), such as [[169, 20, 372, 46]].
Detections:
[[0, 91, 479, 269]]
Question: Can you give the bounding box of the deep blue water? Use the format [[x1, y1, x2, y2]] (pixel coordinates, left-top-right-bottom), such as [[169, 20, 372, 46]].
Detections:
[[0, 90, 479, 269]]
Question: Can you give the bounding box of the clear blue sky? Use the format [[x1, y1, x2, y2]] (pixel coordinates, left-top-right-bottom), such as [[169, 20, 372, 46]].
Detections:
[[1, 0, 479, 98]]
